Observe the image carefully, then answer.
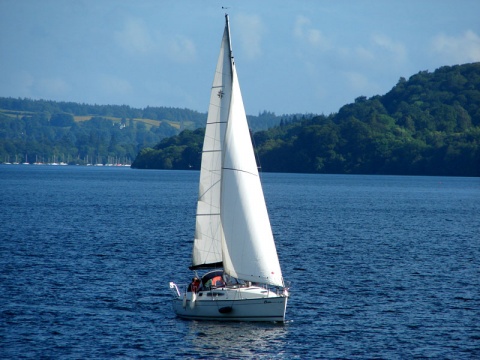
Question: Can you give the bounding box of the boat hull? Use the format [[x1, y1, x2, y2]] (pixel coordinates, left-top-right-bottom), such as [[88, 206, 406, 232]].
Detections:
[[171, 286, 288, 322]]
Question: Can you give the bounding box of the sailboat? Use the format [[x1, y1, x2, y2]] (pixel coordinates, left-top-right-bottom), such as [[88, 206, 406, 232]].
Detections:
[[169, 15, 288, 322]]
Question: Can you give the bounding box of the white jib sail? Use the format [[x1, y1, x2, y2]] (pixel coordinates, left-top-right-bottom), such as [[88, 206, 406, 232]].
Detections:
[[191, 22, 232, 268], [220, 63, 284, 288]]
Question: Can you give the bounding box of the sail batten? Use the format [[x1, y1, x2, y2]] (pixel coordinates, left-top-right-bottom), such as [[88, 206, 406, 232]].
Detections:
[[222, 167, 259, 176]]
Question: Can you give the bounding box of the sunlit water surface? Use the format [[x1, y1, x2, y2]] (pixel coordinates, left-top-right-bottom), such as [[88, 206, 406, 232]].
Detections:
[[1, 166, 479, 358]]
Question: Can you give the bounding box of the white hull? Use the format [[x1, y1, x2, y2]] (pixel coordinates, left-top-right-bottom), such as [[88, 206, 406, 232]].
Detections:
[[170, 285, 288, 322]]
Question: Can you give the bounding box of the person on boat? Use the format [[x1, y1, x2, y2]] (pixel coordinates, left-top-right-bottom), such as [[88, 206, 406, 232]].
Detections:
[[203, 274, 225, 289], [189, 277, 201, 293], [211, 275, 225, 288]]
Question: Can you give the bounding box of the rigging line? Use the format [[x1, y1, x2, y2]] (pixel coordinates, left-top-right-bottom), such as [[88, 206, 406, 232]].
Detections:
[[250, 129, 264, 178]]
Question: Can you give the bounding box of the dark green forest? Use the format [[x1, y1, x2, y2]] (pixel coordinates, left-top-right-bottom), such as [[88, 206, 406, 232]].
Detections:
[[0, 98, 289, 164], [132, 63, 480, 176], [0, 99, 204, 164]]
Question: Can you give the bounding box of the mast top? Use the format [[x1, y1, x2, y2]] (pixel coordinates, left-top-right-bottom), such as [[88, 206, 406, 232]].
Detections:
[[224, 14, 234, 68]]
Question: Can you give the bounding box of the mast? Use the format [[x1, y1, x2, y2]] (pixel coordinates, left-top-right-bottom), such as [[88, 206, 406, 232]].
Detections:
[[225, 14, 234, 75]]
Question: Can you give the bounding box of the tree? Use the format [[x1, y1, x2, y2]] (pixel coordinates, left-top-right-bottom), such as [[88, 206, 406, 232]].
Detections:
[[50, 113, 74, 127]]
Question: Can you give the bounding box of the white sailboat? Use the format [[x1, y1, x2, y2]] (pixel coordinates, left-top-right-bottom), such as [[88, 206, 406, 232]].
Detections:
[[169, 15, 288, 322]]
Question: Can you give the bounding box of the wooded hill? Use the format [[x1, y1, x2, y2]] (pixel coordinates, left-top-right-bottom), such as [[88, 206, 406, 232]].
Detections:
[[132, 63, 480, 176], [0, 98, 291, 164]]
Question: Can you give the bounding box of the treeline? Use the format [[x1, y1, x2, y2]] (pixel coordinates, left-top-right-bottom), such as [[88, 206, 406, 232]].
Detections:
[[0, 113, 175, 164], [132, 128, 206, 169], [0, 97, 206, 129], [132, 63, 480, 176], [131, 115, 312, 170], [0, 97, 295, 133], [0, 98, 204, 164], [0, 97, 295, 164]]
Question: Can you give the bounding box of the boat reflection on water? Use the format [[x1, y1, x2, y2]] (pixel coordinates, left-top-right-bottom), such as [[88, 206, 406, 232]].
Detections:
[[185, 321, 288, 358]]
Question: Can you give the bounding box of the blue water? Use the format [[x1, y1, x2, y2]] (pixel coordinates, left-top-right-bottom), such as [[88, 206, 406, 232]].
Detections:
[[1, 166, 479, 359]]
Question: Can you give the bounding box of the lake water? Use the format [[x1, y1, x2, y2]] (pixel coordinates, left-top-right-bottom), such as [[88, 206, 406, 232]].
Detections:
[[1, 165, 479, 359]]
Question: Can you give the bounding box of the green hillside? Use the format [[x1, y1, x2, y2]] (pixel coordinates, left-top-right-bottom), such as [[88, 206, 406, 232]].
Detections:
[[132, 63, 480, 176], [0, 98, 295, 164]]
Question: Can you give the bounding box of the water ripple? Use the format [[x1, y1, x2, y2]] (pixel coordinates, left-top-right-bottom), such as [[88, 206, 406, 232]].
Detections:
[[1, 167, 479, 358]]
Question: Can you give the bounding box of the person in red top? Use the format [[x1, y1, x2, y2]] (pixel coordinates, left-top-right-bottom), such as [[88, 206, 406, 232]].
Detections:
[[190, 277, 201, 293]]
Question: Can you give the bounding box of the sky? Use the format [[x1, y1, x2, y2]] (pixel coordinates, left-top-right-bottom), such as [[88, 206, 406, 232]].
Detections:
[[1, 0, 479, 116]]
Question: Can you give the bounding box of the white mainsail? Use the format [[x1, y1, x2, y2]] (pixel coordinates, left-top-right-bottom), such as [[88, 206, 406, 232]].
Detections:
[[191, 19, 232, 268], [192, 15, 283, 288]]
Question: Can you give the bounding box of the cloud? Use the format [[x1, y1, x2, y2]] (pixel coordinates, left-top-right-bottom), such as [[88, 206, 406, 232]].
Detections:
[[168, 35, 196, 63], [354, 46, 375, 62], [2, 71, 71, 99], [342, 71, 371, 92], [236, 13, 265, 60], [115, 18, 155, 54], [371, 34, 407, 64], [431, 30, 480, 63], [37, 77, 70, 96], [294, 15, 329, 50], [13, 71, 35, 96], [114, 17, 196, 63], [99, 75, 132, 97]]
